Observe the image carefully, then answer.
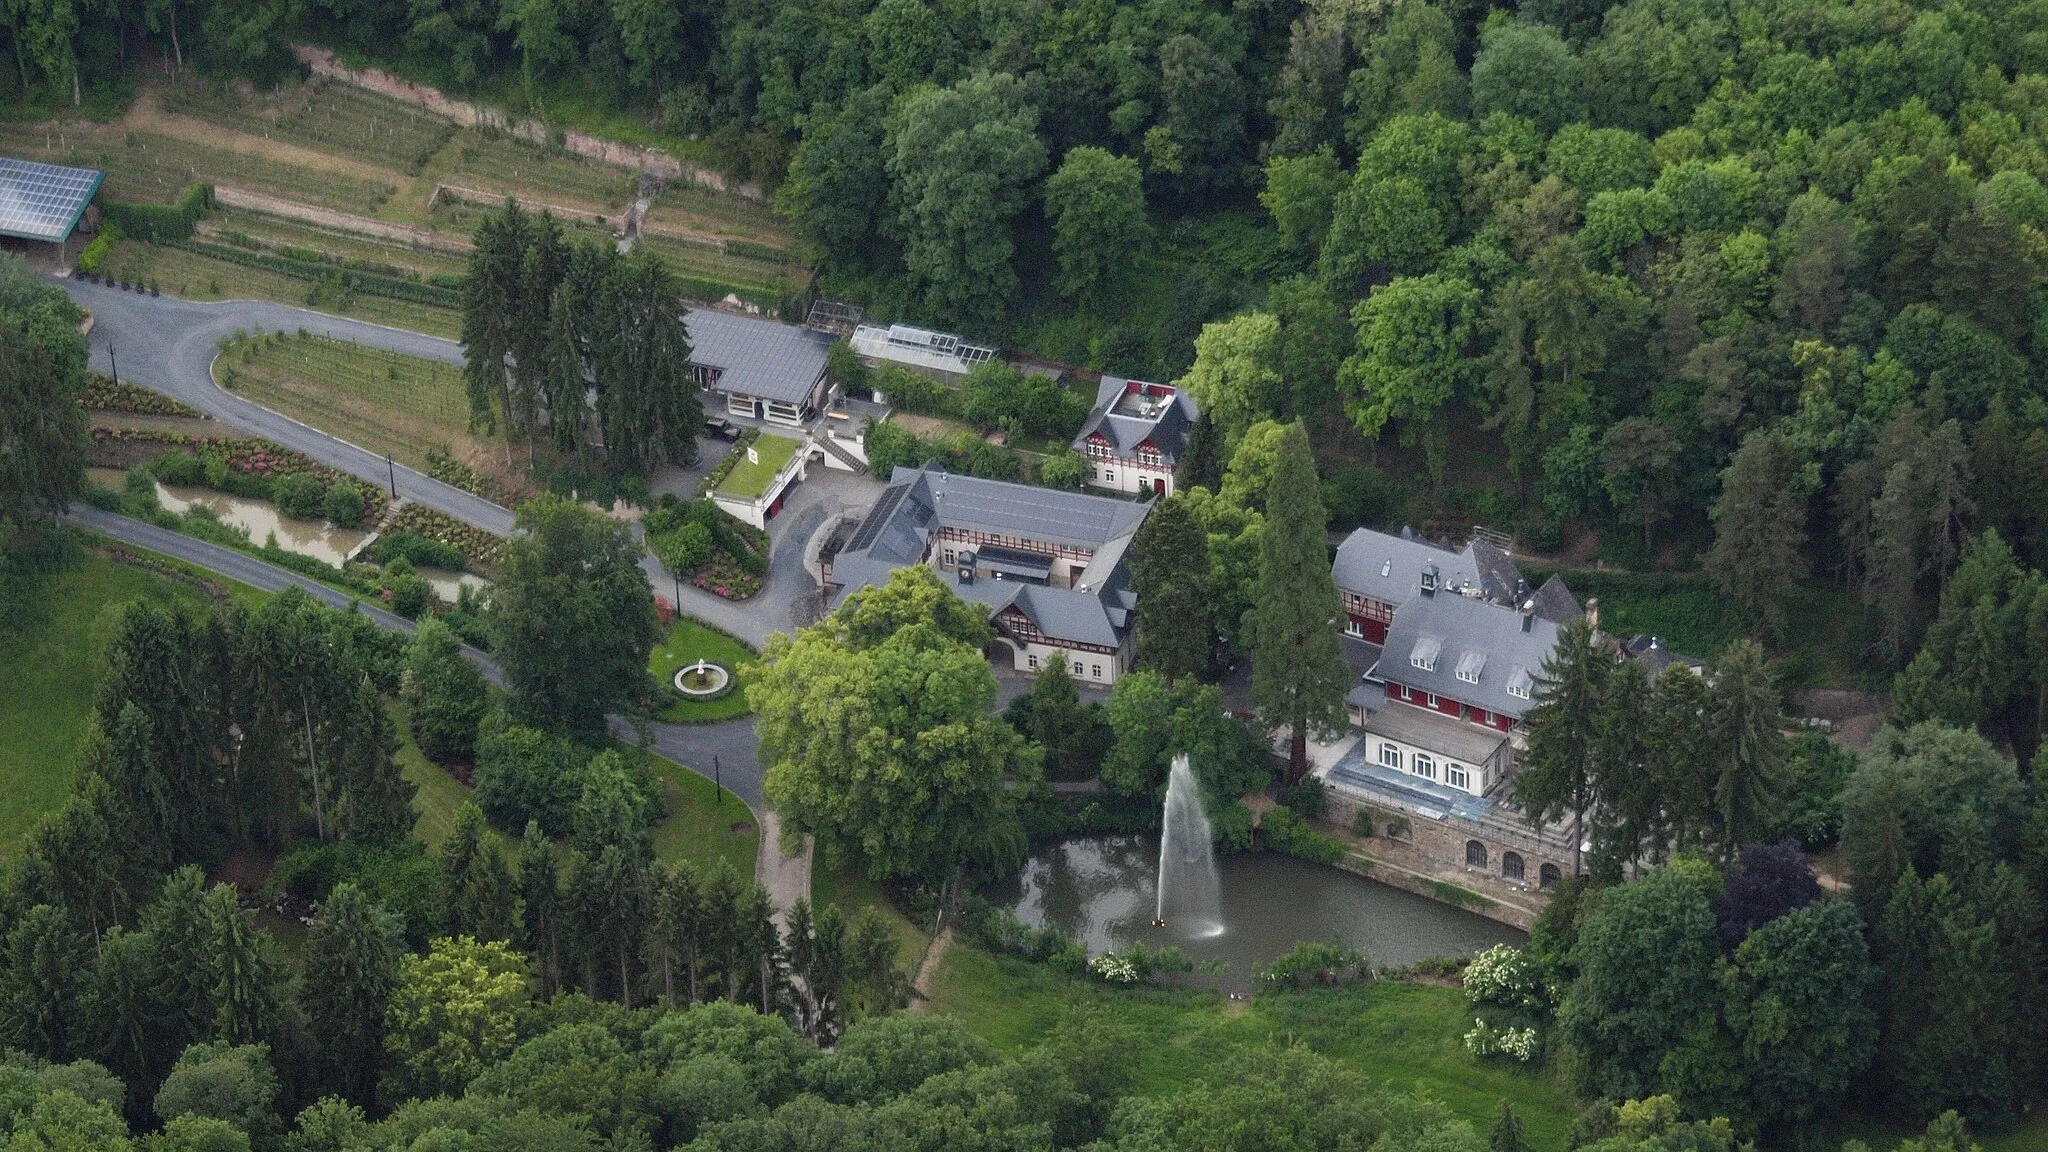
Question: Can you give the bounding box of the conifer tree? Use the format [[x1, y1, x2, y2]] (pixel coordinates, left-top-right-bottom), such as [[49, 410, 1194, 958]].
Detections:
[[302, 883, 402, 1105], [197, 884, 287, 1047], [644, 861, 705, 1007], [1490, 1101, 1529, 1152], [1516, 614, 1606, 875], [1709, 639, 1788, 863], [445, 804, 516, 942], [1706, 428, 1810, 639], [334, 674, 416, 847], [516, 821, 565, 998], [1130, 495, 1213, 681], [1246, 422, 1349, 784], [83, 925, 169, 1091]]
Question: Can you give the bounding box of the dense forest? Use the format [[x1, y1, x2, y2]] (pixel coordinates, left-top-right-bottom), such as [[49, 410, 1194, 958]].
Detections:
[[12, 0, 2048, 654]]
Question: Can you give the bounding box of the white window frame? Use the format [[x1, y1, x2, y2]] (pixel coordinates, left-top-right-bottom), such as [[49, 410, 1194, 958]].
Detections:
[[1027, 653, 1038, 670], [1425, 692, 1439, 709], [1092, 664, 1103, 680], [1446, 763, 1469, 790], [1379, 743, 1401, 770], [1457, 667, 1479, 685], [1345, 619, 1362, 638], [1413, 753, 1435, 780]]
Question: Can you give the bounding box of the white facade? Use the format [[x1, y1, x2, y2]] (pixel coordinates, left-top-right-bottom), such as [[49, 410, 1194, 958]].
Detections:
[[1003, 637, 1133, 686], [725, 392, 806, 427], [1362, 731, 1495, 797], [709, 437, 809, 529], [1085, 455, 1175, 498]]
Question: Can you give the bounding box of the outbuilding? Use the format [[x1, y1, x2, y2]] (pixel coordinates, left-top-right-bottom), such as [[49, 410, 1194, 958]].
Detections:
[[0, 157, 104, 272]]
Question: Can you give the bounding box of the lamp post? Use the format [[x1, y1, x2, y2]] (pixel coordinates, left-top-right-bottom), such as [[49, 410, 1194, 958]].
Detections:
[[107, 342, 117, 387], [713, 755, 722, 803], [387, 454, 397, 499]]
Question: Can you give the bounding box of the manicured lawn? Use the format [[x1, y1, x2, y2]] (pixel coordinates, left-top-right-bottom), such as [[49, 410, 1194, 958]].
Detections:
[[924, 947, 1574, 1151], [0, 549, 262, 856], [716, 434, 801, 500], [648, 618, 756, 723], [645, 754, 759, 877]]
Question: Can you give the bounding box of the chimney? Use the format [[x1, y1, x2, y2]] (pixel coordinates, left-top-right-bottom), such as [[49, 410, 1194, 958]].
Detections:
[[1521, 599, 1535, 633], [1586, 597, 1599, 631]]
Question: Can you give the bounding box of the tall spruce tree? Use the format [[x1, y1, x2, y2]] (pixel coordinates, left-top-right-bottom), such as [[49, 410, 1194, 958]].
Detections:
[[462, 200, 530, 444], [1516, 614, 1605, 875], [1246, 422, 1349, 784], [516, 821, 565, 998], [1709, 639, 1789, 862], [1706, 428, 1810, 640], [302, 883, 402, 1104], [1130, 495, 1213, 681]]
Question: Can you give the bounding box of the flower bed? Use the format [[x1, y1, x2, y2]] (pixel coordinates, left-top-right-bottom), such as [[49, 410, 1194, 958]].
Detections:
[[690, 550, 762, 600], [424, 449, 513, 504], [384, 502, 504, 572], [80, 375, 204, 418], [86, 427, 386, 526]]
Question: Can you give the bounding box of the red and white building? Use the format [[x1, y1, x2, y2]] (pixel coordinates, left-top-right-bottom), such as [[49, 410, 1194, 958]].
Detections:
[[1071, 377, 1197, 499]]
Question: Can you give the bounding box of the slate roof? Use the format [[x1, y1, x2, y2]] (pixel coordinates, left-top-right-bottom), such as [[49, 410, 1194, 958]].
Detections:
[[1622, 634, 1705, 679], [827, 465, 1150, 648], [1072, 377, 1198, 463], [1332, 528, 1525, 607], [0, 157, 102, 244], [1530, 574, 1582, 623], [1375, 592, 1560, 721], [1327, 734, 1498, 822], [687, 309, 831, 404]]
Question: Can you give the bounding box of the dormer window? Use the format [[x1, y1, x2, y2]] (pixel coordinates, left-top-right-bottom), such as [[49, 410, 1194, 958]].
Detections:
[[1455, 649, 1486, 684], [1506, 665, 1533, 699], [1380, 558, 1391, 578], [1410, 635, 1441, 671]]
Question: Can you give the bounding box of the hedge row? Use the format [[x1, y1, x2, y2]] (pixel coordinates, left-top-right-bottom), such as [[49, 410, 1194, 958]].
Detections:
[[384, 502, 504, 571], [88, 427, 387, 526], [103, 185, 214, 243], [169, 239, 462, 308]]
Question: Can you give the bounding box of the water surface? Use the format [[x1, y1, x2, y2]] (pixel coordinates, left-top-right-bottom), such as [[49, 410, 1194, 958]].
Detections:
[[991, 835, 1525, 987]]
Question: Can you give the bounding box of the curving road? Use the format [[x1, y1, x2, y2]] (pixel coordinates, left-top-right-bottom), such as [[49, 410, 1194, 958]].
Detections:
[[58, 278, 837, 647]]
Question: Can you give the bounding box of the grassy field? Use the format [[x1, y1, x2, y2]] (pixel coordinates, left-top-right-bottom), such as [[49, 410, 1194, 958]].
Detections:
[[811, 865, 932, 966], [163, 77, 457, 176], [0, 121, 398, 212], [646, 755, 760, 877], [215, 331, 480, 470], [648, 619, 757, 723], [717, 434, 800, 499], [0, 554, 215, 854], [207, 208, 471, 280], [636, 231, 809, 295], [110, 240, 462, 338], [925, 948, 1575, 1150]]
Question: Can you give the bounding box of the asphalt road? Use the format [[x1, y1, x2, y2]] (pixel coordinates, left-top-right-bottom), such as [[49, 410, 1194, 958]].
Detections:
[[67, 502, 766, 811], [58, 278, 845, 650], [64, 279, 517, 536]]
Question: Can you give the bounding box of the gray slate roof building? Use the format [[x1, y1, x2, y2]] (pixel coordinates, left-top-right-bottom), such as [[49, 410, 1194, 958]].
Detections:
[[1332, 527, 1523, 607], [0, 157, 102, 244], [1072, 377, 1199, 462], [1374, 593, 1560, 721], [686, 309, 832, 404], [828, 465, 1149, 649]]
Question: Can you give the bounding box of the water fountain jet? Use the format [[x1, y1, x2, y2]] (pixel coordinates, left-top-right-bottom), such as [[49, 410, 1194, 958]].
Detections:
[[1156, 754, 1224, 938]]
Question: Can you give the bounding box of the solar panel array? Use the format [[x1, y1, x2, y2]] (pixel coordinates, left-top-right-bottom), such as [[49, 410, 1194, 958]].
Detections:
[[846, 483, 910, 553], [0, 158, 103, 243]]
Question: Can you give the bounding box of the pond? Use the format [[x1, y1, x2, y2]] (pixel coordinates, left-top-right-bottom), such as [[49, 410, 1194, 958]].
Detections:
[[989, 835, 1526, 987], [91, 467, 366, 566]]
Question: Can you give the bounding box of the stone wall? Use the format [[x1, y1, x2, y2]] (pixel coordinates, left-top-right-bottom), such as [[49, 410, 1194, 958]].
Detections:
[[1321, 786, 1572, 902]]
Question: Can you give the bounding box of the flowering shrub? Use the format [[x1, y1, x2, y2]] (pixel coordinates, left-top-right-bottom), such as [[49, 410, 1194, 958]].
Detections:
[[1089, 953, 1139, 984], [1463, 1018, 1540, 1062], [1464, 944, 1549, 1011], [385, 503, 504, 571], [80, 375, 203, 417], [1462, 944, 1549, 1012], [92, 428, 385, 525]]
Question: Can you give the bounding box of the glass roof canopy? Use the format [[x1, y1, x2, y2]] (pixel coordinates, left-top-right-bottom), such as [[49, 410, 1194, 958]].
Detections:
[[0, 157, 104, 244]]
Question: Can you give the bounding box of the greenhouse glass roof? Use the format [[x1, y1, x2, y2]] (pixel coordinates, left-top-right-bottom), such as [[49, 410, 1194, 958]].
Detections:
[[0, 157, 104, 244]]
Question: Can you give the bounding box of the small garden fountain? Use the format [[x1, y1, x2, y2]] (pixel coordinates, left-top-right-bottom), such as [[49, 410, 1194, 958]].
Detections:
[[673, 660, 731, 698]]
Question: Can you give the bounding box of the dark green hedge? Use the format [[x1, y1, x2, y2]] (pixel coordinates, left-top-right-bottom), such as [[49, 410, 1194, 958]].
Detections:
[[103, 184, 214, 243]]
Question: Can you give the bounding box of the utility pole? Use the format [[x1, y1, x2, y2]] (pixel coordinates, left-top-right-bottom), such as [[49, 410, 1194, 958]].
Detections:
[[107, 342, 117, 386], [387, 454, 397, 499], [713, 755, 722, 803]]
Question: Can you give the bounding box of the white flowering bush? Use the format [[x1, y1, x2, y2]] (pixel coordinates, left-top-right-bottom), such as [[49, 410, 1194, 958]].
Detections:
[[1463, 1018, 1541, 1062], [1462, 944, 1548, 1012], [1089, 952, 1139, 984]]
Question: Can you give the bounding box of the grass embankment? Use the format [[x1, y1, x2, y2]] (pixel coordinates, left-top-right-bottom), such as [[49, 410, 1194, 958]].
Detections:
[[924, 948, 1574, 1150], [646, 760, 759, 877], [648, 618, 757, 723], [213, 331, 480, 474], [0, 553, 226, 854], [110, 242, 463, 338], [715, 433, 800, 500]]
